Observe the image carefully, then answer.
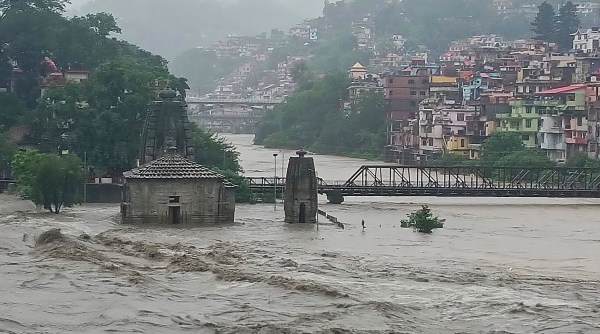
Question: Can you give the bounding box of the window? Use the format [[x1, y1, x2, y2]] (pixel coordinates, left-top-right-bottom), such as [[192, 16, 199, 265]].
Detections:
[[510, 120, 520, 128], [410, 91, 417, 96], [389, 78, 394, 84], [169, 196, 180, 203], [389, 90, 394, 96], [419, 91, 426, 96], [408, 79, 415, 84], [422, 138, 428, 146], [460, 139, 466, 147], [429, 138, 434, 146], [522, 134, 530, 141], [526, 107, 532, 114], [457, 113, 465, 121], [525, 119, 532, 128], [426, 126, 432, 133], [577, 117, 583, 126]]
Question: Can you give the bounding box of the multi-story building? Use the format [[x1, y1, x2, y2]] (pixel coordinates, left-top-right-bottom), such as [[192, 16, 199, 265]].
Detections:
[[495, 99, 542, 148], [572, 28, 600, 55], [541, 84, 589, 158]]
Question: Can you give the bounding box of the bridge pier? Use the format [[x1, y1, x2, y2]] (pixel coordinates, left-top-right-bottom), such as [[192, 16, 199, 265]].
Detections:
[[326, 191, 345, 205]]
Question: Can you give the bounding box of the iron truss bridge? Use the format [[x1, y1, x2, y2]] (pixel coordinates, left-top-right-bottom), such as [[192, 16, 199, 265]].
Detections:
[[246, 165, 600, 203], [186, 97, 284, 105]]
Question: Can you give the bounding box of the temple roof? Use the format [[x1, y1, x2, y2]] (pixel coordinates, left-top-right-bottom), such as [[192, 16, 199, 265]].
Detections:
[[124, 154, 228, 181], [350, 62, 367, 71]]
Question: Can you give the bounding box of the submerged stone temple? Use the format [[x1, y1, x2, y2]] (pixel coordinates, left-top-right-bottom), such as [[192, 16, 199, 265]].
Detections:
[[284, 149, 318, 224], [121, 151, 236, 224], [121, 88, 235, 224]]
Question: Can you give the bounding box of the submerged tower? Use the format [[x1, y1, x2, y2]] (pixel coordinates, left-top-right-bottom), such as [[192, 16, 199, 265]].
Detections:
[[139, 88, 194, 165], [284, 149, 318, 224]]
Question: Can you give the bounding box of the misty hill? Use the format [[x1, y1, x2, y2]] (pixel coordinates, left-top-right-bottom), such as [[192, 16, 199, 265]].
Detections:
[[74, 0, 323, 59]]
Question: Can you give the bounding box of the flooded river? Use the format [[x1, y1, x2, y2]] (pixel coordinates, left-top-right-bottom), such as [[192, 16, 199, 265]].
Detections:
[[1, 134, 600, 333]]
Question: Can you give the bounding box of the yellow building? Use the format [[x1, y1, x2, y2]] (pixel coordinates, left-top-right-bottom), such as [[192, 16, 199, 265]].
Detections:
[[446, 135, 480, 160]]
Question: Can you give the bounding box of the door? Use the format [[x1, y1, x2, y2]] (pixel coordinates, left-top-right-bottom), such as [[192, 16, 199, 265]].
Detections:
[[299, 203, 306, 223], [168, 206, 181, 224]]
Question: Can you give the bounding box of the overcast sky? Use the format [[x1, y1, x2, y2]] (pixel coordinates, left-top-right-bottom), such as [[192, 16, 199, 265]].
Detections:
[[66, 0, 325, 59]]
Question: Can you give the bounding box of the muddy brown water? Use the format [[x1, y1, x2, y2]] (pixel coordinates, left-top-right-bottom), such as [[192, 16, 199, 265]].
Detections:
[[1, 134, 599, 333]]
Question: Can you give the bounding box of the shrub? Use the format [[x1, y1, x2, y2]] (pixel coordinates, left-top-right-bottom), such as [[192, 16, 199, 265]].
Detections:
[[400, 205, 445, 234]]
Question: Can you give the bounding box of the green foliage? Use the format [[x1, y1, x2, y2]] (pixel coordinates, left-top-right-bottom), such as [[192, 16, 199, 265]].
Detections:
[[214, 168, 255, 204], [400, 205, 445, 234], [35, 153, 85, 213], [190, 123, 242, 174], [532, 1, 557, 42], [566, 153, 600, 169], [256, 74, 386, 159], [0, 132, 17, 174], [11, 150, 84, 212], [494, 149, 554, 168], [290, 60, 315, 91], [556, 1, 580, 51], [11, 149, 46, 199], [430, 153, 469, 167], [310, 33, 372, 73], [480, 132, 525, 166], [0, 94, 28, 131]]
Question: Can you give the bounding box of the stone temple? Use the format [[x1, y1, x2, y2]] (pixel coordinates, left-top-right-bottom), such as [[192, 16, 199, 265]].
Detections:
[[139, 88, 195, 165], [121, 88, 235, 224], [121, 151, 236, 224], [284, 149, 318, 224]]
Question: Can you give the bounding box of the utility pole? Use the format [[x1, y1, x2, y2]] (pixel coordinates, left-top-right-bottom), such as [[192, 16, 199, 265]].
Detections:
[[273, 153, 278, 211]]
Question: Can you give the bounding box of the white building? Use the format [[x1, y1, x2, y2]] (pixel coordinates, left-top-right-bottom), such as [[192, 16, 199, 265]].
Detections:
[[572, 28, 600, 54], [539, 114, 566, 162]]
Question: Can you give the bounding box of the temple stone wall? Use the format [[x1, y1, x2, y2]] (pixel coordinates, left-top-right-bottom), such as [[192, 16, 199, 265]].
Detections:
[[284, 151, 318, 224], [121, 179, 234, 224]]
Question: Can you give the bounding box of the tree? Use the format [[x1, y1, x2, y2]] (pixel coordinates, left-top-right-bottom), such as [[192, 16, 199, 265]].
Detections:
[[494, 150, 554, 168], [290, 60, 315, 91], [401, 205, 445, 234], [35, 153, 84, 213], [480, 132, 525, 165], [0, 93, 28, 131], [0, 132, 17, 176], [556, 1, 580, 51], [190, 123, 242, 173], [11, 149, 45, 199], [532, 1, 557, 43], [11, 150, 84, 213]]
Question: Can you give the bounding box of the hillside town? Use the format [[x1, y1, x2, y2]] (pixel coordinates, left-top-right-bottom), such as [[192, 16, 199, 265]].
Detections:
[[189, 0, 600, 165]]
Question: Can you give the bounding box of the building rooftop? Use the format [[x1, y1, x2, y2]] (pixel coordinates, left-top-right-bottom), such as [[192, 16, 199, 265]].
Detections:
[[538, 84, 587, 94], [124, 154, 229, 181]]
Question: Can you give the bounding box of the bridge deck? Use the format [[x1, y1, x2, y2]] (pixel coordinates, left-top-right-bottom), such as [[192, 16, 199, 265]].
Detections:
[[246, 165, 600, 199]]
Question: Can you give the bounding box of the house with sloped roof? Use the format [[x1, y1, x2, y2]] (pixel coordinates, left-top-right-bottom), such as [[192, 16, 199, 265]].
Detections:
[[121, 150, 235, 224]]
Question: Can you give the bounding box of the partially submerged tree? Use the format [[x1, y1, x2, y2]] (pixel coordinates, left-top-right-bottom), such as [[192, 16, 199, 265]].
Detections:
[[11, 150, 85, 213], [401, 205, 445, 234]]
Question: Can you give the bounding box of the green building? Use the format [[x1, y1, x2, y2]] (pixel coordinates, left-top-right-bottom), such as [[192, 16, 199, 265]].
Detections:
[[495, 99, 542, 148]]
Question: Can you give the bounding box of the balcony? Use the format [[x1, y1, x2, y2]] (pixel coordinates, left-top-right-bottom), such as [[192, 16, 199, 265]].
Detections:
[[565, 137, 587, 145]]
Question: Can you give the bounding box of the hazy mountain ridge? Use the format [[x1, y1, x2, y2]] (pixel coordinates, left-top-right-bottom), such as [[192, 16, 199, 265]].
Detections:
[[73, 0, 323, 59]]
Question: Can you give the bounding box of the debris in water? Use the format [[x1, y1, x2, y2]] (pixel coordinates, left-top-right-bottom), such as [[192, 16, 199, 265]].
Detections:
[[35, 228, 65, 247]]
